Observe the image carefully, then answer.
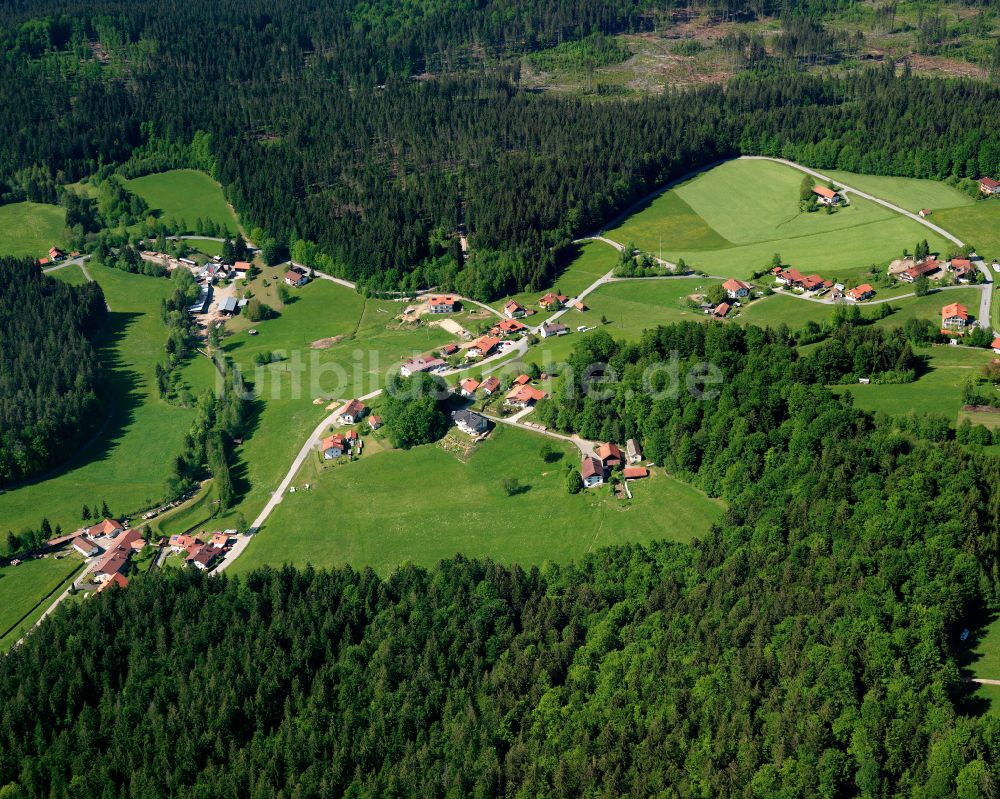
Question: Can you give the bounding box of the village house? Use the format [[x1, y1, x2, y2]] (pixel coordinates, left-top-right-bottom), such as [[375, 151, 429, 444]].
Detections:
[[321, 433, 348, 459], [900, 259, 942, 283], [466, 335, 500, 359], [459, 377, 480, 397], [950, 258, 974, 280], [96, 572, 129, 593], [919, 209, 932, 218], [722, 278, 753, 300], [400, 356, 446, 377], [623, 466, 649, 479], [505, 384, 545, 408], [441, 342, 459, 356], [941, 302, 969, 331], [88, 518, 124, 538], [48, 246, 65, 261], [71, 536, 100, 558], [233, 260, 251, 274], [453, 409, 489, 436], [540, 322, 569, 338], [712, 302, 730, 319], [427, 295, 459, 313], [574, 301, 587, 312], [210, 531, 236, 548], [813, 185, 841, 206], [597, 442, 623, 469], [188, 544, 224, 571], [626, 439, 642, 464], [979, 177, 1000, 195], [513, 374, 530, 386], [539, 293, 567, 311], [493, 319, 527, 337], [503, 301, 526, 319], [284, 268, 309, 287], [847, 284, 874, 301], [94, 528, 146, 583], [480, 376, 500, 395], [169, 534, 201, 554], [338, 398, 367, 424], [368, 414, 383, 430], [993, 338, 1000, 355], [581, 456, 604, 489]]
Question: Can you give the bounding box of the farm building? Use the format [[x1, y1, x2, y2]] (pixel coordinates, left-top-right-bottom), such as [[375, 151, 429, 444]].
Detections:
[[623, 466, 649, 479], [597, 442, 623, 468], [581, 456, 604, 489], [712, 302, 730, 318], [626, 439, 642, 464], [71, 536, 100, 558]]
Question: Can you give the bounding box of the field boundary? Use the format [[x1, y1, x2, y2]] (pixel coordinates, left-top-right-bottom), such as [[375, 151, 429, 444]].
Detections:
[[0, 561, 82, 645]]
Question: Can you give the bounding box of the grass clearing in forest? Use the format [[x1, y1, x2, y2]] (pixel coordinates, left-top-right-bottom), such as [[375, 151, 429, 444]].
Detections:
[[229, 424, 724, 576], [0, 264, 206, 534], [124, 170, 240, 234], [0, 555, 84, 652], [0, 202, 65, 258], [605, 159, 952, 279], [47, 263, 88, 285]]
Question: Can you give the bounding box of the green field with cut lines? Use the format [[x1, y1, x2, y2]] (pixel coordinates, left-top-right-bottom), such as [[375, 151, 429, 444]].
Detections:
[[47, 263, 87, 285], [0, 264, 211, 533], [230, 423, 724, 576], [0, 201, 65, 258], [606, 159, 952, 279], [824, 170, 975, 214], [124, 170, 240, 234]]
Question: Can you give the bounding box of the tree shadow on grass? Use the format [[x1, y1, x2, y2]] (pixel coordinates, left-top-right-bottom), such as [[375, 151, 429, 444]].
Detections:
[[955, 608, 998, 717], [229, 396, 265, 503], [0, 310, 145, 495]]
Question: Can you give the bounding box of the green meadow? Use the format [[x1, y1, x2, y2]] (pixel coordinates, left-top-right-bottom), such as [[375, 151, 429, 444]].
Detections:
[[0, 201, 65, 258], [0, 264, 211, 534], [47, 263, 88, 285], [230, 423, 724, 577], [124, 170, 240, 234], [0, 555, 84, 652], [606, 159, 951, 279], [824, 170, 975, 214], [935, 202, 1000, 264]]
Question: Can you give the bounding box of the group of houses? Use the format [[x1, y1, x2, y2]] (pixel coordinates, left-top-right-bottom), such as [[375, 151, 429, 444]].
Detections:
[[771, 267, 872, 301], [891, 256, 976, 285], [320, 399, 377, 459], [67, 518, 148, 592], [37, 246, 72, 267], [456, 373, 544, 410], [580, 439, 646, 488], [167, 530, 236, 571]]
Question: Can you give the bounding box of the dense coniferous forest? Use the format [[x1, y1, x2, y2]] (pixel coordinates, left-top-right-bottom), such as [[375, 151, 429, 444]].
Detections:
[[2, 321, 1000, 796], [4, 0, 1000, 297], [0, 259, 107, 486]]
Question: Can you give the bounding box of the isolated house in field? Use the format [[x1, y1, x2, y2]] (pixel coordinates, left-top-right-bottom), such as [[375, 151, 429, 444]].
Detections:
[[504, 301, 526, 319], [400, 356, 445, 377], [367, 414, 383, 430], [459, 378, 480, 397], [48, 246, 65, 261], [919, 209, 932, 218], [712, 302, 731, 318], [722, 278, 753, 299], [581, 456, 604, 489], [626, 438, 642, 464], [979, 177, 1000, 195], [540, 322, 569, 338], [71, 536, 100, 558], [941, 302, 969, 331], [597, 442, 623, 468], [505, 385, 545, 408], [480, 376, 500, 395], [813, 185, 841, 205], [574, 301, 587, 312], [847, 284, 874, 301], [284, 269, 308, 287], [427, 295, 459, 314], [453, 409, 489, 436], [466, 335, 500, 359], [338, 399, 367, 424], [321, 433, 348, 459]]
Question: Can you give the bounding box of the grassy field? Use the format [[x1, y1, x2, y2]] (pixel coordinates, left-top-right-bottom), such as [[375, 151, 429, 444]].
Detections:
[[836, 345, 996, 419], [606, 160, 951, 279], [735, 294, 836, 329], [824, 170, 975, 214], [47, 263, 88, 285], [872, 288, 984, 330], [124, 170, 240, 235], [935, 202, 1000, 264], [182, 238, 225, 257], [0, 201, 65, 258], [0, 555, 83, 652], [493, 239, 619, 313], [0, 264, 208, 533], [207, 278, 464, 531], [230, 424, 724, 576]]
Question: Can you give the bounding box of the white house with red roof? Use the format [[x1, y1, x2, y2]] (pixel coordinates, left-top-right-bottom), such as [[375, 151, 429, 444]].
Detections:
[[813, 185, 841, 205], [338, 399, 367, 424], [503, 301, 526, 319], [941, 302, 969, 331], [581, 456, 604, 489], [979, 177, 1000, 195], [427, 295, 459, 314], [846, 284, 874, 301], [459, 378, 480, 397], [722, 279, 753, 299]]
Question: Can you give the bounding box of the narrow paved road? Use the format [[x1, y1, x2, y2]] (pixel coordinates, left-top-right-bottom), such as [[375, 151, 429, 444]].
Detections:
[[483, 410, 596, 458]]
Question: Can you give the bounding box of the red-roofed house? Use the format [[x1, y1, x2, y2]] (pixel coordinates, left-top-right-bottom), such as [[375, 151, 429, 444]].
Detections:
[[941, 302, 969, 331], [441, 342, 459, 356], [538, 293, 567, 310], [597, 442, 623, 468], [338, 399, 367, 424], [504, 301, 526, 319], [480, 376, 500, 395], [94, 528, 146, 583], [900, 259, 942, 283], [368, 414, 383, 430], [513, 374, 530, 385], [493, 318, 527, 337], [801, 274, 825, 291], [459, 378, 480, 397], [979, 177, 1000, 195], [88, 518, 124, 537], [48, 246, 65, 261], [712, 302, 730, 318], [284, 269, 308, 287], [581, 456, 604, 489], [813, 185, 841, 205], [466, 336, 500, 359], [574, 301, 587, 312], [427, 295, 459, 313], [187, 544, 224, 571], [951, 258, 973, 280], [847, 284, 874, 301], [96, 572, 129, 593], [71, 536, 100, 558], [919, 209, 932, 218], [992, 337, 1000, 354], [505, 385, 545, 408], [623, 466, 649, 479], [722, 279, 753, 299], [321, 434, 347, 459], [233, 260, 251, 273]]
